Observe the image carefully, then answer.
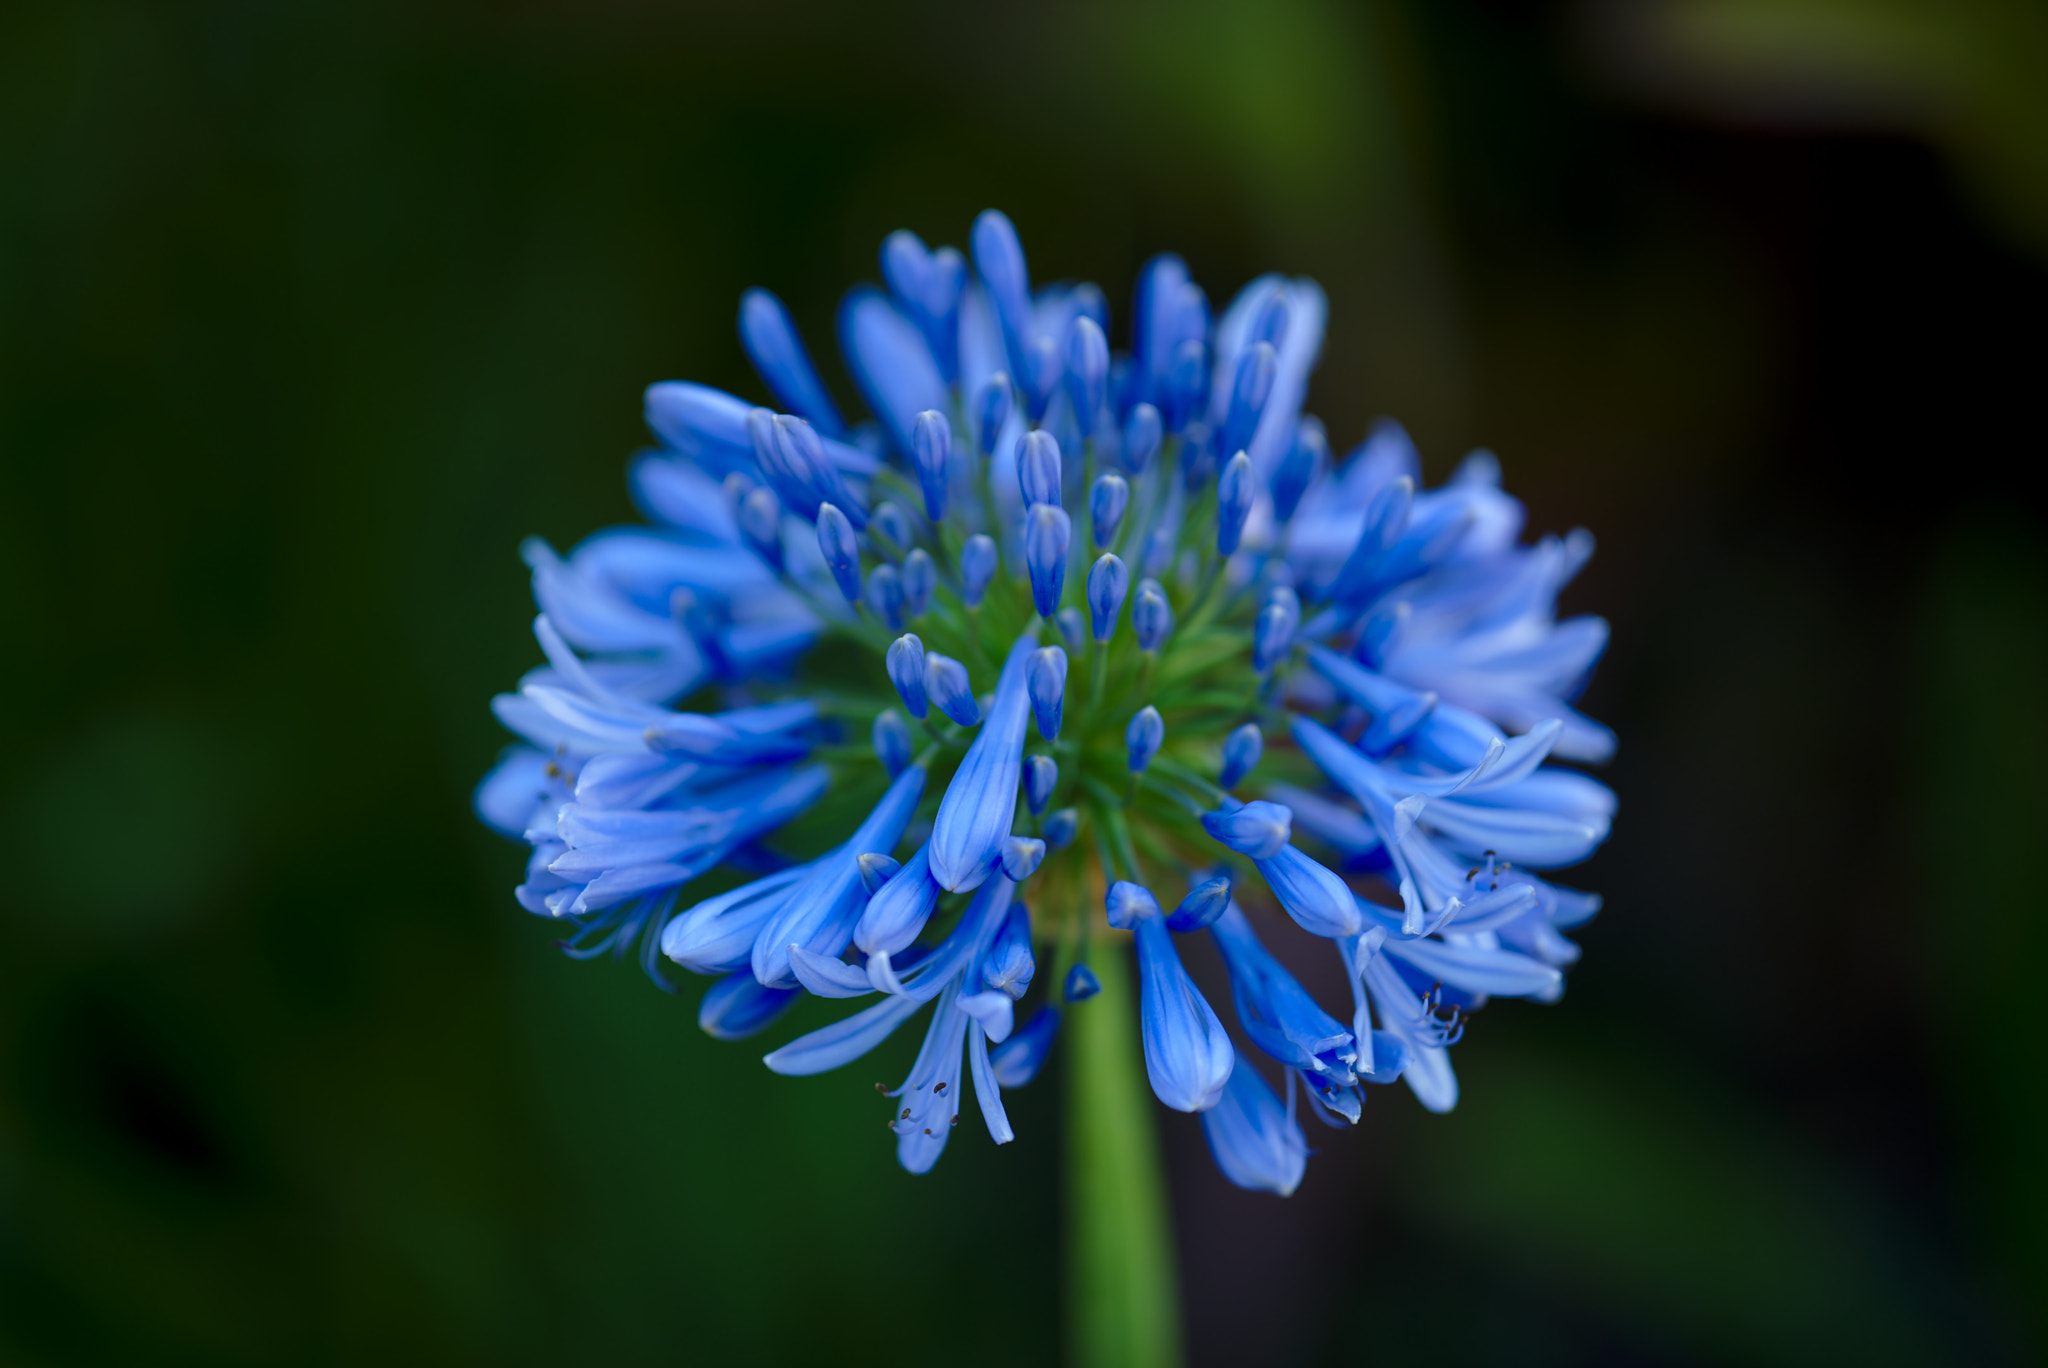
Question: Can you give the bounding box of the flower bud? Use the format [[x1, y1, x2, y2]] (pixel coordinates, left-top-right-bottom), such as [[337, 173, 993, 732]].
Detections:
[[886, 633, 928, 718], [1024, 503, 1071, 618], [1126, 705, 1164, 774], [1202, 800, 1292, 860], [737, 485, 783, 569], [1270, 417, 1325, 523], [1168, 876, 1232, 933], [1219, 722, 1263, 788], [1023, 754, 1058, 815], [1028, 645, 1067, 742], [1000, 836, 1046, 882], [1090, 473, 1129, 549], [872, 709, 913, 777], [1088, 554, 1129, 643], [1217, 450, 1255, 556], [858, 851, 903, 895], [1065, 314, 1109, 423], [1252, 603, 1294, 672], [865, 562, 904, 630], [912, 410, 951, 520], [1019, 429, 1062, 508], [1133, 578, 1174, 652], [1122, 402, 1162, 473], [973, 374, 1013, 455], [1055, 606, 1086, 652], [816, 502, 861, 601], [1221, 340, 1276, 459], [960, 534, 998, 608], [870, 500, 913, 556], [900, 548, 935, 619], [1105, 880, 1162, 930], [925, 652, 979, 726]]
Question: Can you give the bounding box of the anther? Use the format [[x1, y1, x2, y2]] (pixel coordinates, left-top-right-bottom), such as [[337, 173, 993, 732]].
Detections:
[[899, 1108, 911, 1120], [934, 1081, 947, 1094]]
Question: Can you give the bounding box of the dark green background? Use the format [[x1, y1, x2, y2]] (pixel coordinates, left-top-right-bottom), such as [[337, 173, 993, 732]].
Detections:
[[3, 1, 2043, 1363]]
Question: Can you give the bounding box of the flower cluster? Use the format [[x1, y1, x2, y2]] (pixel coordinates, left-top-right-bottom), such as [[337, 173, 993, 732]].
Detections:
[[476, 210, 1615, 1194]]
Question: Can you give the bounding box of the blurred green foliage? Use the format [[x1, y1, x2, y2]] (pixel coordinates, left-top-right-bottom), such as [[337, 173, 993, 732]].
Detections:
[[0, 0, 2040, 1364]]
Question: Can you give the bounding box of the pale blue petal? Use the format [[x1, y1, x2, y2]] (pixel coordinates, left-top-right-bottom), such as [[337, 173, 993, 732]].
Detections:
[[839, 286, 949, 458], [1200, 1054, 1309, 1197], [739, 287, 846, 436], [762, 991, 924, 1076], [929, 631, 1038, 891]]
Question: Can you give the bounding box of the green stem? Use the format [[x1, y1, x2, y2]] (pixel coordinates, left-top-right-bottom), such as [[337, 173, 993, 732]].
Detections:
[[1067, 940, 1183, 1368]]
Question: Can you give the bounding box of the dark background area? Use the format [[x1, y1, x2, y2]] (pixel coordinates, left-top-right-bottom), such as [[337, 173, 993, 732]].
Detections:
[[2, 1, 2043, 1364]]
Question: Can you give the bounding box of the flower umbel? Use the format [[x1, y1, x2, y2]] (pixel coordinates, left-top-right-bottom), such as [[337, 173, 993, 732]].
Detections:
[[477, 209, 1615, 1195]]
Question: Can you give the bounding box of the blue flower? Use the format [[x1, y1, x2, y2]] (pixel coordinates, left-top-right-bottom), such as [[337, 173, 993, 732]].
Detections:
[[1108, 882, 1233, 1113], [1201, 1052, 1309, 1197], [477, 208, 1617, 1192]]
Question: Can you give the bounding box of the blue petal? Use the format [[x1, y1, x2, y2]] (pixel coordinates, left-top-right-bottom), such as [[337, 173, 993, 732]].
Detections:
[[1024, 504, 1072, 618], [1202, 800, 1291, 859], [662, 861, 816, 974], [989, 1005, 1060, 1087], [854, 841, 942, 956], [788, 945, 879, 998], [1414, 794, 1608, 867], [762, 991, 925, 1076], [1133, 918, 1234, 1112], [929, 632, 1038, 891], [475, 746, 556, 838], [750, 763, 928, 988], [981, 898, 1036, 998], [1210, 904, 1356, 1076], [1264, 784, 1383, 867], [1253, 845, 1365, 938], [1381, 935, 1563, 999], [645, 381, 877, 480], [699, 974, 800, 1040], [968, 1026, 1014, 1145], [643, 381, 758, 473], [891, 982, 972, 1174], [1200, 1053, 1309, 1197], [1364, 954, 1458, 1113], [971, 209, 1033, 359], [837, 286, 949, 458], [739, 288, 846, 436], [627, 455, 740, 543]]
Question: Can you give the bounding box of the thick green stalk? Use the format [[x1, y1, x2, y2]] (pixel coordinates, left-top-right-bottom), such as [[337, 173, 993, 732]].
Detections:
[[1066, 941, 1183, 1368]]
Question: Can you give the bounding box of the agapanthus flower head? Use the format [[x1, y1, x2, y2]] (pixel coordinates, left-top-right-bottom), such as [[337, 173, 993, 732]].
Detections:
[[477, 208, 1616, 1195]]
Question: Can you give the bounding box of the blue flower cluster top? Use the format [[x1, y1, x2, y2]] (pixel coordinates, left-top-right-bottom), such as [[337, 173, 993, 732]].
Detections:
[[476, 210, 1615, 1196]]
